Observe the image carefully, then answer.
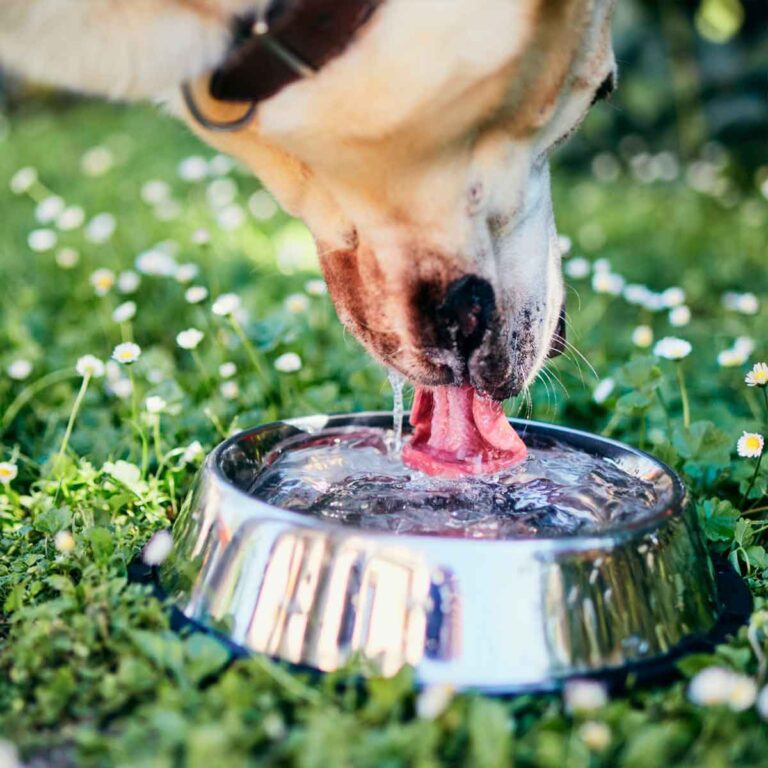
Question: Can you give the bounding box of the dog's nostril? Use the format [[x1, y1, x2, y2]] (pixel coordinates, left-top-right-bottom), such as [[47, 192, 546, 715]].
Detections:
[[438, 275, 495, 357], [548, 305, 567, 359]]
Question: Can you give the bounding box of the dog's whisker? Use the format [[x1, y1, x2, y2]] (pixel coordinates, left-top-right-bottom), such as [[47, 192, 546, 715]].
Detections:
[[563, 339, 598, 381], [544, 363, 570, 398], [565, 284, 583, 312]]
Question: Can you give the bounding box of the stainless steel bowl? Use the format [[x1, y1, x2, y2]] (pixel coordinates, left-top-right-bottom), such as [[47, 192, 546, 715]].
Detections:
[[160, 413, 725, 692]]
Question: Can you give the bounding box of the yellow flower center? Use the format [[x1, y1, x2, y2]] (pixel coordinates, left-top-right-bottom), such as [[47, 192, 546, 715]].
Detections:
[[0, 468, 13, 479], [745, 436, 762, 453]]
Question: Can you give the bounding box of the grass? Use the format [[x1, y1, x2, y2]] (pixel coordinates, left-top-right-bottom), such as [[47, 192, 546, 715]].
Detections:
[[0, 97, 767, 767]]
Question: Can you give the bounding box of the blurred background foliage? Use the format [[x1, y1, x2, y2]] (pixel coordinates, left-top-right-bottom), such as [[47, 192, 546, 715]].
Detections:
[[562, 0, 767, 182]]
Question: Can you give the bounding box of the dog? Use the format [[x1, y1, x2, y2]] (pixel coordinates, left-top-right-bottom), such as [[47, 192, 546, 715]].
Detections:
[[0, 0, 617, 402]]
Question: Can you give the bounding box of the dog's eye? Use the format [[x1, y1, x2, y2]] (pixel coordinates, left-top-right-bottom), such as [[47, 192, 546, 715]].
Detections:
[[591, 73, 616, 105]]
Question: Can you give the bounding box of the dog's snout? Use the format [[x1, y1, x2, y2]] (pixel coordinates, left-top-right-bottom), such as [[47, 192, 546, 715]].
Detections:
[[437, 275, 495, 357]]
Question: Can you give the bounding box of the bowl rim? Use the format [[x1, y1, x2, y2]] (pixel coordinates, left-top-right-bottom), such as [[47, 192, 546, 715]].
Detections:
[[207, 412, 688, 549]]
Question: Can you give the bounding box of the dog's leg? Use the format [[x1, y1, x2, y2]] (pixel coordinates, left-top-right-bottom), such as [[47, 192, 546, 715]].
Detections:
[[0, 0, 260, 101]]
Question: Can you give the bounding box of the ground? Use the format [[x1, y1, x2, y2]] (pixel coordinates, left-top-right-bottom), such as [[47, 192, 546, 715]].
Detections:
[[0, 98, 766, 767]]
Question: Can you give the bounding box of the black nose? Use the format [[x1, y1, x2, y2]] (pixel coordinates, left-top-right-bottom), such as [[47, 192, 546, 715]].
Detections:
[[437, 276, 495, 359], [548, 305, 566, 359]]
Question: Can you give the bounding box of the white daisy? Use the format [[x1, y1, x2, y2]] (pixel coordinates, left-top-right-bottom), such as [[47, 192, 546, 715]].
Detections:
[[85, 213, 116, 244], [112, 342, 141, 365], [661, 286, 686, 308], [90, 268, 115, 297], [108, 378, 133, 400], [564, 257, 590, 280], [653, 336, 692, 360], [631, 325, 654, 349], [219, 362, 237, 379], [592, 378, 615, 404], [177, 155, 209, 182], [563, 679, 608, 713], [578, 722, 611, 752], [248, 189, 278, 221], [717, 348, 747, 368], [220, 381, 240, 400], [140, 179, 171, 205], [10, 166, 38, 195], [623, 284, 652, 306], [209, 154, 235, 176], [668, 305, 691, 327], [55, 247, 80, 269], [112, 301, 137, 324], [415, 684, 455, 720], [75, 355, 106, 379], [212, 293, 241, 317], [182, 441, 205, 464], [185, 286, 209, 304], [176, 328, 204, 350], [135, 248, 177, 277], [735, 337, 756, 357], [145, 396, 167, 414], [216, 204, 245, 231], [745, 362, 768, 388], [142, 530, 173, 566], [305, 279, 328, 296], [54, 530, 76, 554], [207, 178, 237, 209], [0, 462, 19, 484], [35, 195, 65, 224], [735, 293, 759, 315], [284, 293, 310, 314], [28, 228, 57, 253], [117, 270, 141, 294], [688, 667, 757, 711], [80, 145, 114, 177], [737, 432, 764, 459], [7, 359, 33, 381], [722, 291, 760, 316], [56, 205, 86, 231], [274, 352, 302, 373], [591, 271, 625, 296], [175, 263, 199, 284], [558, 234, 572, 256]]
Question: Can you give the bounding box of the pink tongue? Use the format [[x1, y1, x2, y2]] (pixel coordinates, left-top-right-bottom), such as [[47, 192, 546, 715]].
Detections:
[[402, 386, 528, 478]]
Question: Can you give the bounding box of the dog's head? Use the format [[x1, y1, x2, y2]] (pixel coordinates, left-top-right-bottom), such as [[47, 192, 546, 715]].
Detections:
[[0, 0, 616, 399], [189, 0, 616, 398]]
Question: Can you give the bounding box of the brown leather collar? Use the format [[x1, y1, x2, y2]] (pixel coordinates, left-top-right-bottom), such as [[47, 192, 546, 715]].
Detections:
[[210, 0, 382, 103]]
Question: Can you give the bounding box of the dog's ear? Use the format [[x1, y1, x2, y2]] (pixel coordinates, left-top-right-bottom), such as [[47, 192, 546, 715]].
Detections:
[[0, 0, 257, 101]]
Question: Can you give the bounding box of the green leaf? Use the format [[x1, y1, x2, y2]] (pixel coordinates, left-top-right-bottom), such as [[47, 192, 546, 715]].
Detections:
[[672, 421, 732, 468], [102, 460, 148, 496], [85, 527, 114, 561], [183, 634, 230, 684], [33, 506, 72, 536], [697, 498, 740, 543], [615, 356, 663, 390], [467, 697, 511, 768], [616, 390, 654, 416], [676, 652, 721, 677], [129, 629, 185, 680]]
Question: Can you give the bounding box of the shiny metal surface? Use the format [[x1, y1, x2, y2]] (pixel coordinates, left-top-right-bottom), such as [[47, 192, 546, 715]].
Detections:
[[160, 413, 721, 691]]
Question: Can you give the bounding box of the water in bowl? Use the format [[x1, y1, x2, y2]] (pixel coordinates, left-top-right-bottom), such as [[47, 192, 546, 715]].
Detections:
[[247, 427, 661, 539]]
